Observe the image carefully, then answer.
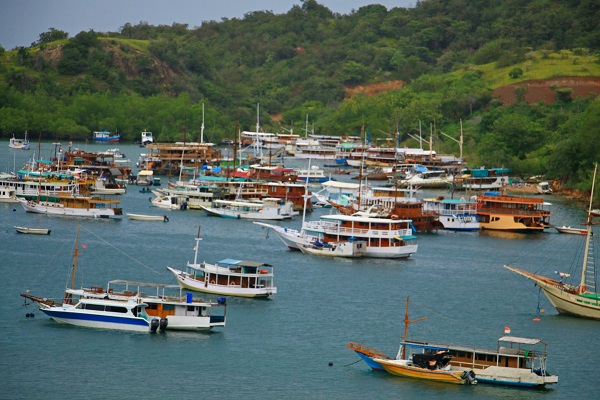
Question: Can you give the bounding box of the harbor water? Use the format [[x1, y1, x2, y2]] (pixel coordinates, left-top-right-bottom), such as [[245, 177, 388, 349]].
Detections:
[[1, 141, 598, 399]]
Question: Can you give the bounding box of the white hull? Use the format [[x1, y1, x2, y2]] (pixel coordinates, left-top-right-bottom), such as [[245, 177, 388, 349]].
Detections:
[[253, 222, 317, 250], [127, 213, 168, 221], [474, 366, 558, 387], [299, 241, 366, 257], [91, 188, 127, 195], [168, 266, 276, 298], [505, 265, 600, 320], [41, 306, 151, 332], [15, 226, 51, 235], [437, 214, 480, 231], [200, 205, 292, 220], [20, 199, 120, 219]]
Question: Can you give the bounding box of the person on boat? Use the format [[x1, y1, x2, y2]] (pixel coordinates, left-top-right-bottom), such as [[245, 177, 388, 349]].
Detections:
[[163, 215, 169, 222]]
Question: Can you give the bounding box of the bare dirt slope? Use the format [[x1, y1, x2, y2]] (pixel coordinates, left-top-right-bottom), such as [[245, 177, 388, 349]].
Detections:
[[492, 77, 600, 105]]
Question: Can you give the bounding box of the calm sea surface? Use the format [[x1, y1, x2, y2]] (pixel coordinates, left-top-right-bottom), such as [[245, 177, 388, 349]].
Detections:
[[1, 141, 598, 400]]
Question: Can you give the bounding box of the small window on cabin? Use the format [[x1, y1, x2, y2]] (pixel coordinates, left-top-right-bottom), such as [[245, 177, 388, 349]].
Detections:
[[164, 304, 175, 311]]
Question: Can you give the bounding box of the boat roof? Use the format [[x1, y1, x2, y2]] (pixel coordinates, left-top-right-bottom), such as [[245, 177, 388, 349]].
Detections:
[[217, 259, 271, 267], [498, 336, 542, 345], [321, 181, 360, 190], [108, 279, 179, 289], [320, 214, 410, 223]]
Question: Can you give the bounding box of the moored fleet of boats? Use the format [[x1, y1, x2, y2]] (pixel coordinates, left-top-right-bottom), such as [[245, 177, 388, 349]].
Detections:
[[11, 133, 598, 391]]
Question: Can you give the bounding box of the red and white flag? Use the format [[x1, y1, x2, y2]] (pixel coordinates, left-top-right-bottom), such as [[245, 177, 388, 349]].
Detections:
[[504, 326, 511, 334]]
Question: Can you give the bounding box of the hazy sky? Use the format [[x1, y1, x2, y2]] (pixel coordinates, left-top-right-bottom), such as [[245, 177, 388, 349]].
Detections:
[[0, 0, 416, 50]]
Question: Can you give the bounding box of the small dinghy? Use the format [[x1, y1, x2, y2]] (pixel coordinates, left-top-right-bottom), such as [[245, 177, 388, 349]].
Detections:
[[15, 226, 51, 235]]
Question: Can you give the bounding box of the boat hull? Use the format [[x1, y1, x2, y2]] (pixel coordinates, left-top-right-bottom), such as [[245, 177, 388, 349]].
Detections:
[[375, 359, 472, 384], [127, 213, 168, 221], [15, 226, 51, 235], [504, 265, 600, 320], [20, 199, 121, 219], [168, 267, 276, 298], [41, 307, 151, 332]]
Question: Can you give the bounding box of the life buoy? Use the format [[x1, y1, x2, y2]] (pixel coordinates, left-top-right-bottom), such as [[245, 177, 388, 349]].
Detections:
[[230, 282, 236, 286], [391, 214, 399, 220], [210, 280, 215, 285]]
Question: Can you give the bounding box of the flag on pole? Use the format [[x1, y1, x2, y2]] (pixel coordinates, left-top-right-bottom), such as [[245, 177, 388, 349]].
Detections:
[[504, 326, 511, 334]]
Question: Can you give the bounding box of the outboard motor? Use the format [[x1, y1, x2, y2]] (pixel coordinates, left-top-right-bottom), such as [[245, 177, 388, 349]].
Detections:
[[159, 318, 168, 331], [462, 370, 477, 385], [150, 318, 160, 333]]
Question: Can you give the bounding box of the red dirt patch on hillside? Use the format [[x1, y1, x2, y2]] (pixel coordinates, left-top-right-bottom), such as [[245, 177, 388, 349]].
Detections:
[[345, 80, 405, 98], [492, 77, 600, 105]]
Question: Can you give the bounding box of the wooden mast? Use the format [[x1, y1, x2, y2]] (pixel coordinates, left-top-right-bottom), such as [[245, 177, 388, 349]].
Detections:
[[400, 295, 428, 359], [63, 225, 81, 305]]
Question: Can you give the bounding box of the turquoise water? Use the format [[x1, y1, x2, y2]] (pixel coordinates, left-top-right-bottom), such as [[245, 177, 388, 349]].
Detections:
[[1, 141, 597, 399]]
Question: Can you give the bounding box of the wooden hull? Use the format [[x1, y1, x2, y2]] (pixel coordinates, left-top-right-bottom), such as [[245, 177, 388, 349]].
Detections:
[[504, 265, 600, 320], [375, 359, 472, 384], [478, 214, 546, 231]]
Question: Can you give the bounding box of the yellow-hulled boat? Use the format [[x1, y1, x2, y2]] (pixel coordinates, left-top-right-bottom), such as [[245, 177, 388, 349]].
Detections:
[[374, 358, 475, 384]]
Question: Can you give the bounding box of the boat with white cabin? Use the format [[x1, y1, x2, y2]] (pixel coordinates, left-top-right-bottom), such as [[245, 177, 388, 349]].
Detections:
[[200, 198, 294, 220], [9, 132, 30, 150], [167, 230, 277, 298]]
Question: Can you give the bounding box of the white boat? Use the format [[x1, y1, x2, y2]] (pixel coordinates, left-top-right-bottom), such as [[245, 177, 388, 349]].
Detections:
[[20, 227, 153, 332], [19, 194, 122, 219], [127, 213, 169, 222], [66, 280, 226, 332], [8, 132, 30, 150], [14, 226, 51, 235], [136, 170, 154, 186], [200, 198, 294, 220], [254, 222, 318, 250], [0, 186, 18, 203], [151, 192, 188, 210], [423, 196, 480, 231], [303, 212, 418, 258], [555, 225, 587, 235], [90, 177, 127, 195], [505, 163, 600, 320], [299, 240, 366, 257], [92, 130, 120, 142], [141, 131, 154, 146], [296, 165, 329, 183], [167, 231, 277, 298]]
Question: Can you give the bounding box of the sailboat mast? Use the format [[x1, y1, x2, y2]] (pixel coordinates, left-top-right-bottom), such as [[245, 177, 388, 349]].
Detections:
[[399, 295, 428, 359], [200, 103, 205, 144], [63, 225, 81, 305], [580, 163, 598, 291]]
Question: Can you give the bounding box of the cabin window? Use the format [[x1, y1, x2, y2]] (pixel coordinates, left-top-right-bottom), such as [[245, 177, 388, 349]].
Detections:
[[80, 303, 105, 311], [146, 303, 159, 310], [187, 306, 195, 312], [164, 305, 175, 311], [105, 305, 128, 313]]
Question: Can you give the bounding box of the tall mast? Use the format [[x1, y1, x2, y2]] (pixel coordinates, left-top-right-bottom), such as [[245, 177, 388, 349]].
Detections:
[[399, 295, 428, 359], [63, 225, 81, 305], [200, 103, 205, 144], [580, 163, 598, 292]]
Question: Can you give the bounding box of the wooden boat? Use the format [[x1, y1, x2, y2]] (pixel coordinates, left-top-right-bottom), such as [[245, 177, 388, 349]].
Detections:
[[555, 225, 588, 235], [14, 226, 51, 235], [18, 193, 122, 219], [477, 192, 551, 231], [350, 296, 477, 385], [299, 240, 366, 257], [127, 213, 169, 222], [505, 163, 600, 320], [167, 228, 276, 298], [348, 297, 556, 387]]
